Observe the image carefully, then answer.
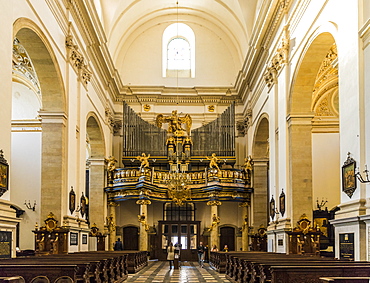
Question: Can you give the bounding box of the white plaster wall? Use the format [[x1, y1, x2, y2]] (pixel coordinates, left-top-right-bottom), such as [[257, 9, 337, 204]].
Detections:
[[116, 200, 140, 227], [0, 0, 13, 202], [312, 133, 341, 210], [119, 22, 238, 87], [10, 131, 41, 250]]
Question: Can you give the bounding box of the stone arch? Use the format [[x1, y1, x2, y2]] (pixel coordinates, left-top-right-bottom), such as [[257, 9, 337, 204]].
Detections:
[[12, 18, 67, 223], [251, 115, 269, 231], [86, 113, 106, 159], [252, 115, 270, 158], [86, 113, 106, 232], [13, 18, 66, 113], [288, 31, 339, 224]]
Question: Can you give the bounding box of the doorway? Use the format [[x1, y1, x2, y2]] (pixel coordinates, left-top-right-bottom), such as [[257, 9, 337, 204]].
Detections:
[[158, 221, 200, 261], [123, 226, 139, 250], [220, 226, 235, 251]]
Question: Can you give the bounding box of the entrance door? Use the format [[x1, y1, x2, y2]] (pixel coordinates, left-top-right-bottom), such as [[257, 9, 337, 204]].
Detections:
[[158, 221, 200, 261], [220, 226, 235, 251], [123, 226, 139, 250]]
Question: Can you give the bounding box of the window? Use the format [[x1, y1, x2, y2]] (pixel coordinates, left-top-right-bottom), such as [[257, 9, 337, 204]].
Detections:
[[164, 202, 195, 221], [162, 23, 195, 78]]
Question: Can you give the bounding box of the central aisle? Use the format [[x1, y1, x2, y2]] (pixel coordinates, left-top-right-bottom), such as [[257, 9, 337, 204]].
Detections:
[[127, 260, 231, 282]]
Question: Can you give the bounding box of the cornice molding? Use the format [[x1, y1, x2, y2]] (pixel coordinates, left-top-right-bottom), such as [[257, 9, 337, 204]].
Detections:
[[236, 0, 291, 102], [263, 25, 290, 90], [65, 0, 123, 99], [116, 86, 241, 105], [65, 33, 92, 87]]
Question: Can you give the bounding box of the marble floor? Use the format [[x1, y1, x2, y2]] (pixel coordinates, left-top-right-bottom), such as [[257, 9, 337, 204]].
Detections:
[[126, 260, 231, 283]]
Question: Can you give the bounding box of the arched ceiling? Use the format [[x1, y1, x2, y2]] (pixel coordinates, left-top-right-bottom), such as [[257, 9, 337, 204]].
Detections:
[[96, 0, 259, 69]]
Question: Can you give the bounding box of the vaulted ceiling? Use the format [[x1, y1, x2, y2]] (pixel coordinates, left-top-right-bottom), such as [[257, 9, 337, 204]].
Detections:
[[95, 0, 261, 72]]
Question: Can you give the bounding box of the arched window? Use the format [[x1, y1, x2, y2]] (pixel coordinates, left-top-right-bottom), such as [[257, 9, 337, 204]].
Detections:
[[162, 23, 195, 78]]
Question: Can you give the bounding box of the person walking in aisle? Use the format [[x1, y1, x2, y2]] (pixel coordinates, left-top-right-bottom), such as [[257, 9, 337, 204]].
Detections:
[[197, 241, 205, 267], [167, 242, 175, 269]]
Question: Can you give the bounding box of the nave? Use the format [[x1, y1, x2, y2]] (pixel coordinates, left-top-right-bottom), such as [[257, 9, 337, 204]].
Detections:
[[126, 261, 231, 283]]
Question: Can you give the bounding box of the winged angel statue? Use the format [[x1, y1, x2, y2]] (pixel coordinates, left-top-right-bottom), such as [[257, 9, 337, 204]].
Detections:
[[156, 110, 192, 136]]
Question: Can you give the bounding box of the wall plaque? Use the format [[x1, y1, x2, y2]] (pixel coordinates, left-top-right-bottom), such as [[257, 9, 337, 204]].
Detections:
[[70, 232, 78, 246], [0, 231, 11, 258], [339, 233, 354, 260], [82, 234, 87, 245]]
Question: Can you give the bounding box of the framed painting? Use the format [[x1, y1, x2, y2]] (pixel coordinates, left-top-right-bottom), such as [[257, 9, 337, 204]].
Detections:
[[0, 150, 9, 197], [279, 189, 286, 217], [342, 154, 356, 198], [270, 196, 275, 220], [69, 187, 76, 214]]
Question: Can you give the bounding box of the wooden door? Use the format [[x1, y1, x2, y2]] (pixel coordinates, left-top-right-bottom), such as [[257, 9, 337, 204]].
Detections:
[[123, 226, 139, 250], [158, 221, 200, 261], [220, 226, 235, 251]]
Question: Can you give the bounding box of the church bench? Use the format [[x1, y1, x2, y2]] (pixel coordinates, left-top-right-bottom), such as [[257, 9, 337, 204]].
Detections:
[[220, 252, 370, 283], [320, 277, 370, 282], [0, 264, 85, 283], [257, 261, 370, 283], [73, 250, 147, 273], [270, 265, 370, 283], [0, 252, 133, 282], [0, 277, 25, 283], [209, 251, 228, 273]]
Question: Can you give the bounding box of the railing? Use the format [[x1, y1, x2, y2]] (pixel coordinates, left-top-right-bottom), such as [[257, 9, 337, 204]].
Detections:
[[112, 167, 248, 186]]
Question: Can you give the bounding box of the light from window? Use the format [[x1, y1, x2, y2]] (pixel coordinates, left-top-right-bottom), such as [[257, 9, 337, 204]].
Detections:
[[167, 38, 191, 70], [162, 23, 195, 78]]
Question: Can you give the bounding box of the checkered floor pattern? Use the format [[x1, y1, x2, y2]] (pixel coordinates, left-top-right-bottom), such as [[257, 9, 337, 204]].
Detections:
[[126, 260, 231, 282]]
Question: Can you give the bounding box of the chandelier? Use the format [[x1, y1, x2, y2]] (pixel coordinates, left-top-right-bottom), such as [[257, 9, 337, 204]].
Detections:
[[165, 161, 191, 206]]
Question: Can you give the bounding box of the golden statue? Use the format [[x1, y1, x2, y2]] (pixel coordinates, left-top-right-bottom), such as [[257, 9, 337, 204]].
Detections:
[[156, 110, 192, 136], [138, 212, 149, 231], [212, 214, 220, 226], [243, 155, 253, 172], [243, 155, 254, 181], [105, 156, 117, 180], [138, 212, 146, 223], [206, 153, 220, 170], [136, 153, 150, 170], [106, 214, 115, 232]]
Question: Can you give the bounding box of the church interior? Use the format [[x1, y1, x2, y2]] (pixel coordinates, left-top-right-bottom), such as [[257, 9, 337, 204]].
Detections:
[[1, 0, 370, 281]]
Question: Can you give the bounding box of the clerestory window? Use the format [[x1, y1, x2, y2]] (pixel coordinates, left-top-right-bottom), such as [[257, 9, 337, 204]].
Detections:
[[163, 23, 195, 78]]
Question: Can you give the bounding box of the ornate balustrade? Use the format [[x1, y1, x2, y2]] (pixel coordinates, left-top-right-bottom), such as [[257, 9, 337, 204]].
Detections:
[[107, 167, 252, 204], [113, 167, 248, 186]]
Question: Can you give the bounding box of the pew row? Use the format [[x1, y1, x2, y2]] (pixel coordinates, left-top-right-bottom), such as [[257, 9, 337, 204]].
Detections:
[[210, 251, 370, 283], [0, 251, 147, 283]]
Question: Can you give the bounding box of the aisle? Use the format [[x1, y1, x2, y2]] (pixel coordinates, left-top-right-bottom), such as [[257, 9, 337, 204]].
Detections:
[[126, 260, 231, 283]]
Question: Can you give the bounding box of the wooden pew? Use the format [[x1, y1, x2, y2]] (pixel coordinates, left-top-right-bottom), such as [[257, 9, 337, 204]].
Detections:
[[209, 251, 228, 273], [0, 264, 84, 283], [0, 277, 25, 283], [0, 251, 145, 282], [73, 250, 148, 273], [271, 265, 370, 283], [215, 251, 370, 283], [320, 277, 370, 283]]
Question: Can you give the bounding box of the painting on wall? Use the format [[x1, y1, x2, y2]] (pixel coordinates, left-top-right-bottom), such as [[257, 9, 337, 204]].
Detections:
[[0, 150, 9, 197], [342, 154, 356, 198], [270, 196, 275, 220], [69, 187, 76, 214]]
